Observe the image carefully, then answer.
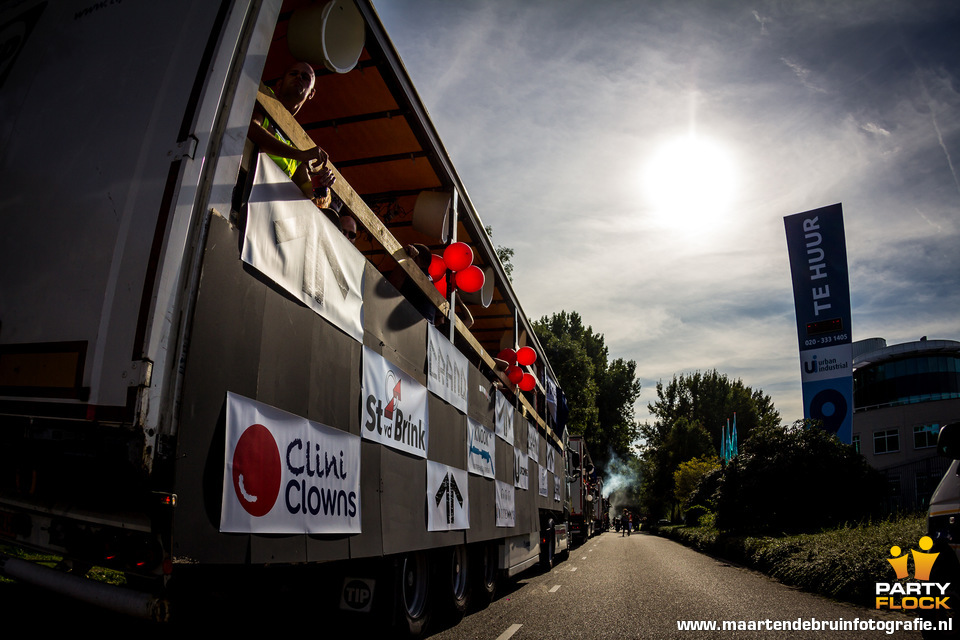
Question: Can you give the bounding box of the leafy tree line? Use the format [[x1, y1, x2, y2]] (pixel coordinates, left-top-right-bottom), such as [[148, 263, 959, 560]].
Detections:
[[638, 370, 781, 522], [639, 371, 887, 533], [532, 311, 642, 472]]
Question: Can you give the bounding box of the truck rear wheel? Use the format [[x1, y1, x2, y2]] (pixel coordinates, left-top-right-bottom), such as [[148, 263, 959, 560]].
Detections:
[[394, 551, 431, 637], [469, 542, 498, 610], [434, 545, 469, 623], [540, 519, 555, 570]]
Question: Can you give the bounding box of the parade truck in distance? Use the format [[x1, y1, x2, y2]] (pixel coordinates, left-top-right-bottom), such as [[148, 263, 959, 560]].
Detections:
[[0, 0, 569, 634], [567, 435, 602, 545]]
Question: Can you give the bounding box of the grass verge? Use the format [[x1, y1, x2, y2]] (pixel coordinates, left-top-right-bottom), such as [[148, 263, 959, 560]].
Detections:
[[653, 514, 927, 607]]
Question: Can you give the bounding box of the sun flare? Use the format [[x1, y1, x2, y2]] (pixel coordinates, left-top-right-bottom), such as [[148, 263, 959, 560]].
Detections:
[[643, 134, 737, 233]]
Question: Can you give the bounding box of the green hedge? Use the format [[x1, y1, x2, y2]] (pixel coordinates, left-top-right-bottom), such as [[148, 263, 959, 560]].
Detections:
[[657, 515, 926, 606]]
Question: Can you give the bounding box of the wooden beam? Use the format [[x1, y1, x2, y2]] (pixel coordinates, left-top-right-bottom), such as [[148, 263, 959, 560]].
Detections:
[[255, 85, 560, 448]]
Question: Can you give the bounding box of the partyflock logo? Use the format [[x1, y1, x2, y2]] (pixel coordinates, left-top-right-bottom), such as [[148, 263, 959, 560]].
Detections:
[[876, 536, 950, 611]]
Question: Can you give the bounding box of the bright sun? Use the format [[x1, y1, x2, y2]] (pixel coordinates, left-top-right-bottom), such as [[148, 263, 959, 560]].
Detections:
[[643, 134, 737, 233]]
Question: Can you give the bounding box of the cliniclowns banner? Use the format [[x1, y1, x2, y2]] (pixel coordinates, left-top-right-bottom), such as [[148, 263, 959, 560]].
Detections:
[[784, 203, 853, 443], [242, 155, 365, 342], [221, 392, 361, 534]]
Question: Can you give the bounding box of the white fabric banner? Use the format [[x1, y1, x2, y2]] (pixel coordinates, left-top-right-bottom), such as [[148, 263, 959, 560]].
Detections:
[[467, 417, 496, 479], [242, 155, 364, 342], [427, 461, 469, 531], [221, 392, 361, 534], [554, 475, 561, 503], [539, 464, 549, 498], [546, 446, 556, 474], [426, 324, 468, 414], [362, 346, 429, 458], [546, 374, 558, 422], [495, 479, 516, 528], [514, 447, 529, 490], [495, 390, 514, 444], [527, 422, 539, 463]]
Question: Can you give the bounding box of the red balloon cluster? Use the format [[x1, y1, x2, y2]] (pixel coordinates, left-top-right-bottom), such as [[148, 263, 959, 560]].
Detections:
[[498, 347, 538, 392], [430, 242, 485, 295]]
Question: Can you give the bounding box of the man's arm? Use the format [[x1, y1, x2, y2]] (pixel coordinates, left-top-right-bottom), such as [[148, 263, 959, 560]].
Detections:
[[247, 112, 326, 166]]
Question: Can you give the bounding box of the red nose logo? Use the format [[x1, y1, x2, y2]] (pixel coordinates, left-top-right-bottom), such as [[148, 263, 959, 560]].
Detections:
[[232, 424, 281, 517]]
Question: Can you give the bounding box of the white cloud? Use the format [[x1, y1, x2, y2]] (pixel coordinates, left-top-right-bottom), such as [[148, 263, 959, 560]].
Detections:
[[375, 0, 960, 428]]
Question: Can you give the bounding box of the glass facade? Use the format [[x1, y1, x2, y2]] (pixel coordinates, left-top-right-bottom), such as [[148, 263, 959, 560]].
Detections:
[[854, 355, 960, 409]]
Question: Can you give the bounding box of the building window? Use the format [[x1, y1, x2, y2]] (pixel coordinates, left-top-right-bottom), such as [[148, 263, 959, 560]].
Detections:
[[874, 429, 900, 454], [852, 434, 861, 454], [914, 424, 940, 450]]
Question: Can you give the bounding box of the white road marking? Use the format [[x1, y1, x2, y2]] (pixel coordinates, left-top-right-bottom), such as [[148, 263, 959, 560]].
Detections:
[[570, 566, 578, 571], [550, 585, 561, 593], [496, 623, 523, 640]]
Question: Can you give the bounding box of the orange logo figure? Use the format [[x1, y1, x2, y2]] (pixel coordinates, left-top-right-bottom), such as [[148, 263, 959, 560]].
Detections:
[[913, 536, 939, 581], [888, 536, 939, 581], [888, 545, 910, 580]]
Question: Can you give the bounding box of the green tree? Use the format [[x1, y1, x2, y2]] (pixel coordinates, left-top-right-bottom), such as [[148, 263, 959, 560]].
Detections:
[[485, 225, 514, 279], [674, 455, 720, 509], [637, 370, 780, 521], [714, 420, 887, 533], [644, 370, 780, 454], [532, 311, 641, 471]]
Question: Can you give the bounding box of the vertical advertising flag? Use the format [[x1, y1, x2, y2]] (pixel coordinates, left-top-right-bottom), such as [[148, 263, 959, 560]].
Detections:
[[784, 203, 853, 443]]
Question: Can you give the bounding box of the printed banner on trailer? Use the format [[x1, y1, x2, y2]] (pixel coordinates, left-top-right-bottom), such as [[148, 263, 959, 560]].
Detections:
[[495, 390, 514, 444], [496, 479, 516, 528], [467, 417, 496, 479], [242, 155, 364, 342], [362, 346, 429, 458], [527, 422, 539, 463], [427, 461, 469, 531], [426, 324, 468, 414], [539, 464, 549, 498], [221, 392, 361, 534], [514, 447, 529, 490]]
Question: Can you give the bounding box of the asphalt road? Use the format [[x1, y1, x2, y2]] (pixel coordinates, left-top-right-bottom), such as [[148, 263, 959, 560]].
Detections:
[[0, 531, 928, 638], [426, 530, 923, 640]]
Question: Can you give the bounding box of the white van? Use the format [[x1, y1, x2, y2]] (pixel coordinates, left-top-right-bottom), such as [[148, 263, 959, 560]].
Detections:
[[924, 422, 960, 637]]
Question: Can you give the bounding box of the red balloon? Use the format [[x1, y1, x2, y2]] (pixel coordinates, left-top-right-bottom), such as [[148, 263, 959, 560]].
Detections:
[[516, 346, 537, 366], [455, 265, 484, 293], [519, 372, 536, 392], [428, 254, 447, 280], [443, 242, 473, 272], [434, 274, 447, 296], [507, 365, 523, 385], [497, 348, 517, 365]]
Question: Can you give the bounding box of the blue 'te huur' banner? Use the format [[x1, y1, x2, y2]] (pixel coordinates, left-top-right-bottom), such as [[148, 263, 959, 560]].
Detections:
[[784, 203, 853, 443]]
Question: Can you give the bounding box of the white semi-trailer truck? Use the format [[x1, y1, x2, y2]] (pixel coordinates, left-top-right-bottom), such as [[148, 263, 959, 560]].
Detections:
[[0, 1, 569, 634]]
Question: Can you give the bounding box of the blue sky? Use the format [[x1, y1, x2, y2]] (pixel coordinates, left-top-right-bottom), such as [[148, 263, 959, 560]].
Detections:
[[371, 0, 960, 426]]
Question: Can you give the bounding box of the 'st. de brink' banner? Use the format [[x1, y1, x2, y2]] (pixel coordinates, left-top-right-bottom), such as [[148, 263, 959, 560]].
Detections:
[[784, 203, 853, 443]]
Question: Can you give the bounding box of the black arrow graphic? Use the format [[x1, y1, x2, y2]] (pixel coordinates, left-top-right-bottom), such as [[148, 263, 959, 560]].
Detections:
[[435, 473, 464, 525]]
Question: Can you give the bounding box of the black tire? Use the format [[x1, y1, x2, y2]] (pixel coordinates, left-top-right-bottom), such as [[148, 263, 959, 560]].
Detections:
[[394, 552, 431, 637], [540, 520, 555, 570], [434, 545, 469, 624], [469, 542, 498, 610]]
